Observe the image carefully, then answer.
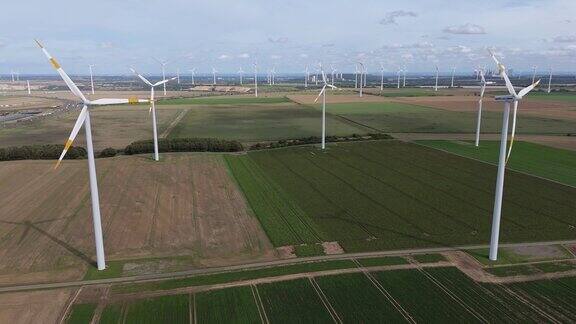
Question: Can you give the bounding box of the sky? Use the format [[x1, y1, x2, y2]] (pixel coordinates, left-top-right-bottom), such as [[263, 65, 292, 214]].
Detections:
[[0, 0, 575, 75]]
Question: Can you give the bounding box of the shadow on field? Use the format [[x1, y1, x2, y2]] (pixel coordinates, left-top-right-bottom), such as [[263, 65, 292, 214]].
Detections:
[[0, 218, 96, 268]]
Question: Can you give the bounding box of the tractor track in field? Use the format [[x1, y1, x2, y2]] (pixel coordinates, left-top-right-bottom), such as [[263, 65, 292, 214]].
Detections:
[[2, 239, 576, 294], [160, 108, 189, 138]]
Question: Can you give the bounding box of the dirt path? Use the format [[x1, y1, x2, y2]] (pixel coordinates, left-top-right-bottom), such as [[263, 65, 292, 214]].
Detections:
[[160, 108, 189, 138]]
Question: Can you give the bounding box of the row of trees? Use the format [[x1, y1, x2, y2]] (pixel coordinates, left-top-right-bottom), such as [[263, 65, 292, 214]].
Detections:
[[124, 138, 243, 155], [0, 144, 86, 161], [249, 133, 393, 150]]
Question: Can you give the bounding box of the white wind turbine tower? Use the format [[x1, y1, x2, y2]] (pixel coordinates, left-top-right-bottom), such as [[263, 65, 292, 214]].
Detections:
[[450, 66, 456, 88], [271, 67, 276, 85], [189, 68, 196, 85], [10, 70, 15, 82], [402, 67, 407, 87], [253, 62, 258, 97], [488, 50, 540, 261], [547, 67, 552, 93], [397, 69, 401, 89], [238, 67, 244, 85], [36, 40, 148, 271], [130, 68, 177, 161], [357, 62, 365, 97], [314, 64, 338, 150], [89, 64, 95, 95], [354, 65, 359, 89], [176, 68, 180, 84], [531, 65, 537, 85], [434, 65, 439, 91], [304, 65, 309, 88], [475, 69, 487, 147], [153, 58, 169, 96], [212, 67, 217, 85], [27, 80, 31, 95], [379, 63, 385, 91]]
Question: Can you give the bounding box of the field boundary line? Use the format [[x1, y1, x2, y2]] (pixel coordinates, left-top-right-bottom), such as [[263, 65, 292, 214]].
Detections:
[[160, 108, 189, 138], [189, 293, 195, 324], [499, 284, 560, 323], [352, 259, 416, 323], [419, 267, 489, 323], [58, 286, 82, 324], [250, 284, 270, 324], [412, 140, 576, 190], [308, 277, 343, 324]]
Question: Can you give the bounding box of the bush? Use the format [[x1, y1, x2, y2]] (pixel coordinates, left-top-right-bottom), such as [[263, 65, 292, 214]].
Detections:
[[98, 147, 118, 158], [0, 144, 86, 162], [249, 133, 393, 150], [124, 138, 243, 155]]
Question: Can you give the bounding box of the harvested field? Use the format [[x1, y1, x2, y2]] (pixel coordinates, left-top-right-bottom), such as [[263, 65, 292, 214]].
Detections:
[[393, 95, 576, 121], [0, 95, 65, 112], [0, 105, 182, 150], [227, 140, 576, 252], [287, 93, 393, 105], [0, 154, 275, 285], [0, 289, 73, 324]]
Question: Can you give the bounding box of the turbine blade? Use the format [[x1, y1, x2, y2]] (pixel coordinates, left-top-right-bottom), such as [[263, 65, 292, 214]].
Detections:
[[314, 85, 327, 103], [35, 40, 87, 102], [90, 98, 148, 105], [154, 77, 178, 87], [518, 80, 541, 98], [55, 105, 88, 168], [130, 68, 153, 86], [506, 101, 519, 163]]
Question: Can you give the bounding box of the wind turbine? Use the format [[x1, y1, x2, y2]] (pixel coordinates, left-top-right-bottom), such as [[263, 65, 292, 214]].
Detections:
[[238, 67, 244, 85], [531, 65, 537, 85], [357, 62, 365, 97], [304, 65, 309, 88], [450, 66, 456, 88], [379, 63, 385, 91], [354, 65, 359, 89], [130, 68, 176, 161], [189, 68, 196, 85], [488, 50, 540, 261], [176, 68, 180, 84], [212, 67, 217, 85], [35, 40, 148, 271], [89, 64, 95, 95], [434, 65, 439, 91], [397, 69, 401, 89], [475, 69, 487, 147], [271, 67, 276, 85], [153, 58, 169, 96], [547, 67, 552, 93], [402, 67, 407, 87], [253, 62, 258, 97], [27, 80, 31, 95], [314, 64, 338, 150]]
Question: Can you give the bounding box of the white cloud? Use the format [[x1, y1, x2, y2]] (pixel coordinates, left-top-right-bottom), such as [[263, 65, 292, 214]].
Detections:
[[379, 10, 417, 25], [237, 53, 250, 58], [218, 54, 230, 60], [443, 23, 486, 35]]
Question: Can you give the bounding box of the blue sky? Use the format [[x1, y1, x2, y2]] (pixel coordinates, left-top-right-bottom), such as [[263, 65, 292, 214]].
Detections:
[[1, 0, 575, 75]]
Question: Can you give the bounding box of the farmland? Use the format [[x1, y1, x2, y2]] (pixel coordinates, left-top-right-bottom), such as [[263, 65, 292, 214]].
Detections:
[[226, 140, 576, 251], [66, 265, 576, 323], [0, 154, 274, 286], [418, 140, 576, 186]]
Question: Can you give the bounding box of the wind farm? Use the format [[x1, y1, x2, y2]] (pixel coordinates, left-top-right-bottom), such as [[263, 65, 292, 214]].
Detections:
[[1, 1, 576, 323]]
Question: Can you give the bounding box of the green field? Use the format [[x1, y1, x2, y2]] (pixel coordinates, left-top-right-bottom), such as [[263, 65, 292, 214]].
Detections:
[[529, 91, 576, 103], [314, 101, 576, 134], [418, 140, 576, 187], [159, 96, 291, 105], [196, 286, 262, 323], [65, 304, 97, 324], [226, 140, 576, 252], [167, 104, 365, 142], [76, 266, 576, 322]]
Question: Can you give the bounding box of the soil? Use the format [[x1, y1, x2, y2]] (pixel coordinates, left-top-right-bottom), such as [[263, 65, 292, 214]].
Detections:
[[0, 289, 73, 324], [287, 94, 393, 105], [322, 242, 344, 255]]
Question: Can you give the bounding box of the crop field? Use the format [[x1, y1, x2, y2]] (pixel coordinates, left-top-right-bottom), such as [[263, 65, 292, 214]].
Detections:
[[310, 101, 576, 134], [226, 140, 576, 251], [529, 91, 576, 103], [418, 140, 576, 186], [0, 154, 274, 285], [195, 286, 262, 323], [166, 103, 365, 143], [0, 105, 183, 150], [159, 95, 291, 105], [0, 289, 73, 324], [75, 266, 576, 323], [395, 95, 576, 122]]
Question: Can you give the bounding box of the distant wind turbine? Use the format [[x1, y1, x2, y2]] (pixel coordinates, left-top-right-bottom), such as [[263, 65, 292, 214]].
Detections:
[[153, 58, 169, 96], [304, 65, 309, 88], [488, 50, 540, 261], [547, 67, 552, 93], [379, 63, 385, 91], [531, 65, 537, 85], [253, 62, 258, 97], [402, 67, 407, 87], [212, 67, 217, 85], [451, 66, 456, 88], [357, 62, 365, 97], [238, 67, 244, 85], [189, 68, 196, 85], [27, 80, 31, 95], [314, 63, 338, 150], [475, 69, 487, 147], [89, 64, 95, 95], [434, 65, 439, 91], [36, 40, 148, 271]]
